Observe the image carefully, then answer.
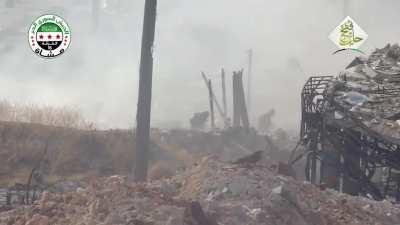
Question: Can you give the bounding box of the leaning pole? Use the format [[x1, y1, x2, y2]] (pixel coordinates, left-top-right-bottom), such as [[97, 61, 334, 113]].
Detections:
[[134, 0, 157, 182]]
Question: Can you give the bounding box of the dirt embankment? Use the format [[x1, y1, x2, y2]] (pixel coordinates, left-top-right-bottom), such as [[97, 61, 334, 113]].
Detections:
[[0, 121, 272, 187], [0, 121, 189, 186]]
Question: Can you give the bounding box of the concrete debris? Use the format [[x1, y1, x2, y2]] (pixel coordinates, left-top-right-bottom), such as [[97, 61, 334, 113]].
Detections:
[[232, 150, 264, 165], [335, 111, 345, 120], [343, 91, 369, 106], [370, 44, 400, 76], [272, 185, 283, 194], [332, 43, 400, 140], [1, 157, 400, 225], [184, 201, 218, 225], [276, 162, 296, 178]]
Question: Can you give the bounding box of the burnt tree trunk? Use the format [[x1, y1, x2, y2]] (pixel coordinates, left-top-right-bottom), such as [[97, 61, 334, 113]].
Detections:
[[232, 72, 241, 128], [247, 49, 253, 121], [208, 80, 215, 130], [134, 0, 157, 182], [221, 69, 228, 127], [221, 69, 227, 116], [237, 70, 250, 130]]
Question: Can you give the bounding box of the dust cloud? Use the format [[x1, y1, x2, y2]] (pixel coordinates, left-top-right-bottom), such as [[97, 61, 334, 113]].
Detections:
[[0, 0, 399, 129]]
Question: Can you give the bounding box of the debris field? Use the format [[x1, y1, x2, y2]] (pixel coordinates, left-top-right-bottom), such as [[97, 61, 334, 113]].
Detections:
[[1, 156, 400, 225]]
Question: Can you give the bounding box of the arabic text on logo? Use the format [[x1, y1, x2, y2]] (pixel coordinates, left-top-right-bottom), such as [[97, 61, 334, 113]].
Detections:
[[29, 14, 71, 59], [329, 16, 367, 54]]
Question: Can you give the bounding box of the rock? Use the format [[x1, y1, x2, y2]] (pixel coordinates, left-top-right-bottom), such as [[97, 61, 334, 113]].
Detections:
[[183, 201, 218, 225], [104, 212, 123, 225], [277, 162, 296, 178], [344, 91, 369, 106], [231, 151, 263, 165], [272, 186, 282, 195]]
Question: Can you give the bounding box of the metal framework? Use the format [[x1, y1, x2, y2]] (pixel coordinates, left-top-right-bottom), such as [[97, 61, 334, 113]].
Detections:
[[294, 76, 400, 201]]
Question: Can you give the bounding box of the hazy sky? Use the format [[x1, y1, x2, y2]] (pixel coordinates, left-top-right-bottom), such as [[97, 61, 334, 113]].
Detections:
[[0, 0, 399, 130]]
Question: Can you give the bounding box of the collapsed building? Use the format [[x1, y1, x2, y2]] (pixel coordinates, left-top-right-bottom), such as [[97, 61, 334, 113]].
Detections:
[[291, 44, 400, 201]]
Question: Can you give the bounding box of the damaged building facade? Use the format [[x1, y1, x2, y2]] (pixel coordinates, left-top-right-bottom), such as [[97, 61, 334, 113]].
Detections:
[[292, 44, 400, 201]]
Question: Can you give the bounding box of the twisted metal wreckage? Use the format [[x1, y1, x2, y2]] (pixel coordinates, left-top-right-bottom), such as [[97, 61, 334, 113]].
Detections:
[[290, 44, 400, 201]]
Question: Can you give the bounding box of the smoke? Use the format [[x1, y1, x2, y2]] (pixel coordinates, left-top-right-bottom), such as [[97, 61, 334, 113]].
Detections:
[[0, 0, 399, 129]]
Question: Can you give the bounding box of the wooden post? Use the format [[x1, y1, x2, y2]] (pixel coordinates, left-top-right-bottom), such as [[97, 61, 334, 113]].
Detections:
[[232, 72, 240, 128], [237, 70, 250, 130], [201, 72, 228, 127], [221, 69, 227, 119], [247, 49, 253, 121], [208, 80, 215, 130], [134, 0, 157, 182]]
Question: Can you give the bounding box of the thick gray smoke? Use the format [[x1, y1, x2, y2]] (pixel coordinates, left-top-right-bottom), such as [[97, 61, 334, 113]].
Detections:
[[0, 0, 399, 129]]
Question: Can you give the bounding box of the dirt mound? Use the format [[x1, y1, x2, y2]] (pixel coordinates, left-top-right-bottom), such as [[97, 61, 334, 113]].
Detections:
[[1, 156, 399, 225]]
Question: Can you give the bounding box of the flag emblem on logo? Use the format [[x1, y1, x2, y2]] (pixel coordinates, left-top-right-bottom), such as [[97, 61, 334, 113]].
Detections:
[[29, 14, 71, 58]]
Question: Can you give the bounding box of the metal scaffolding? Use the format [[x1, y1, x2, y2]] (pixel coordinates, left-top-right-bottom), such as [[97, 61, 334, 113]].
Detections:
[[293, 76, 400, 201]]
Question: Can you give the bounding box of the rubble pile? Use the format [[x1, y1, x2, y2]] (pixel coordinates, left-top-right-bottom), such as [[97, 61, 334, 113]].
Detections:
[[0, 175, 187, 225], [1, 156, 400, 225], [331, 44, 400, 140], [176, 157, 400, 225]]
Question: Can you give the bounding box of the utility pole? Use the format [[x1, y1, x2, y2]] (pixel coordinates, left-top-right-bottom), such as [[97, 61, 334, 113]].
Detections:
[[221, 69, 228, 125], [232, 72, 240, 128], [134, 0, 157, 182], [247, 49, 253, 122]]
